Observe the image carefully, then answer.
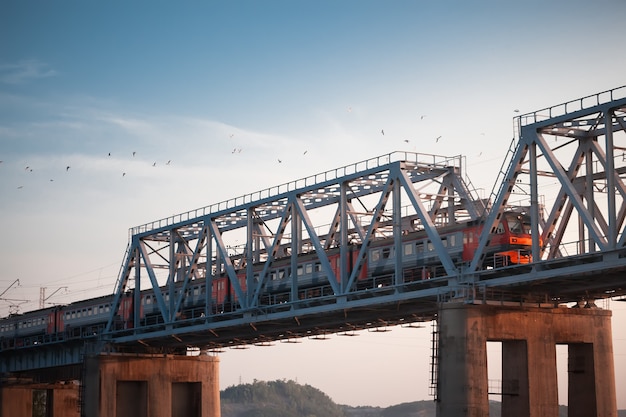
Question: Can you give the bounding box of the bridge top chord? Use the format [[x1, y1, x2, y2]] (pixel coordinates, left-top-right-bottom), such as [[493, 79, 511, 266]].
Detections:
[[518, 84, 626, 128], [130, 151, 466, 237]]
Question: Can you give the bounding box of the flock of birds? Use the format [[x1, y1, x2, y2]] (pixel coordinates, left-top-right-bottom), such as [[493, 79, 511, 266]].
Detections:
[[224, 111, 448, 166], [1, 151, 173, 190], [3, 107, 522, 191]]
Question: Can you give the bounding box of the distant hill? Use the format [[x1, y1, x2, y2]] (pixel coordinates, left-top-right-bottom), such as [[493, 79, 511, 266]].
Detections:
[[221, 379, 346, 417], [220, 379, 626, 417]]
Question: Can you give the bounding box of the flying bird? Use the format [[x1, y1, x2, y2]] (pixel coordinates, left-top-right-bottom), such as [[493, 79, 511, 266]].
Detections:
[[166, 160, 171, 165], [66, 166, 70, 171], [404, 139, 410, 143], [278, 159, 282, 163], [435, 136, 442, 143], [303, 150, 308, 155], [133, 151, 136, 157], [152, 162, 156, 167], [381, 129, 385, 136]]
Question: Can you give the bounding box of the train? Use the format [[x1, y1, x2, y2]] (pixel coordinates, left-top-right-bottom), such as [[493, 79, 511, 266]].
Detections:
[[0, 208, 532, 350]]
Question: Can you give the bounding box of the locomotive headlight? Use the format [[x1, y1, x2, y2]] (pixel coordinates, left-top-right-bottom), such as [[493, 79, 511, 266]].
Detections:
[[511, 238, 517, 243]]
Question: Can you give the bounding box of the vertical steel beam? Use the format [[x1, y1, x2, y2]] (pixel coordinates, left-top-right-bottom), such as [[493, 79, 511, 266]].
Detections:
[[205, 224, 213, 317], [340, 182, 349, 292], [168, 233, 176, 320], [529, 142, 540, 263], [246, 208, 254, 306], [585, 143, 596, 252], [133, 245, 141, 329], [393, 179, 403, 285], [605, 110, 617, 248], [290, 200, 300, 302]]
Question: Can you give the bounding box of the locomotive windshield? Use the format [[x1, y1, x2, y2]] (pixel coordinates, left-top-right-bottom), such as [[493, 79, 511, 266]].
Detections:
[[505, 212, 531, 234]]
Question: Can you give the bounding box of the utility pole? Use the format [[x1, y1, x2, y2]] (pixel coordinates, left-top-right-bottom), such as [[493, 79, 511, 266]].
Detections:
[[39, 286, 68, 309]]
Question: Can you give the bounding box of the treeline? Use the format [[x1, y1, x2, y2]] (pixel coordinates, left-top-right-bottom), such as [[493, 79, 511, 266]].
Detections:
[[220, 379, 626, 417], [221, 379, 346, 417]]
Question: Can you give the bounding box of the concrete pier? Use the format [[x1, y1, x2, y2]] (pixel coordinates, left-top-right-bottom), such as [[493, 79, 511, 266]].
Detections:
[[436, 303, 617, 417], [0, 381, 79, 417], [83, 353, 220, 417]]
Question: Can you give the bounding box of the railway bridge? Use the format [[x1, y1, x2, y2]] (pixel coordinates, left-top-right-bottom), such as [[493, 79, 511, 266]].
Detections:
[[2, 86, 626, 417]]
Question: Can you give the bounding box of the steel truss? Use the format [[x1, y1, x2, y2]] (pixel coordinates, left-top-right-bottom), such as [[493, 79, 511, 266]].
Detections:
[[470, 85, 626, 272], [105, 152, 485, 334]]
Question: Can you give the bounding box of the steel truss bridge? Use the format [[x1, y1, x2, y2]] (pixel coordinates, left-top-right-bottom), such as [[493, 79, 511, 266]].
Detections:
[[3, 86, 626, 374]]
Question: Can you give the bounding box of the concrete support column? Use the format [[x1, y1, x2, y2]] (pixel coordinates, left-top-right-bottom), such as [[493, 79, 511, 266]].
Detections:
[[568, 343, 596, 417], [0, 383, 79, 417], [501, 340, 529, 417], [526, 336, 558, 417], [436, 303, 489, 417], [84, 353, 220, 417]]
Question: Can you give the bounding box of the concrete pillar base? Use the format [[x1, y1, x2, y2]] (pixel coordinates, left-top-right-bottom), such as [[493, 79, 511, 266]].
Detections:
[[435, 303, 617, 417], [0, 381, 79, 417], [83, 353, 220, 417]]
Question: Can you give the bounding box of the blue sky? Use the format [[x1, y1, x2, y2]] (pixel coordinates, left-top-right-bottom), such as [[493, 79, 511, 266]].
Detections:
[[1, 0, 626, 408]]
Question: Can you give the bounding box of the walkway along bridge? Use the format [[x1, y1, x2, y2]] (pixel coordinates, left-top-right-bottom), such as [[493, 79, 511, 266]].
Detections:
[[2, 86, 626, 386]]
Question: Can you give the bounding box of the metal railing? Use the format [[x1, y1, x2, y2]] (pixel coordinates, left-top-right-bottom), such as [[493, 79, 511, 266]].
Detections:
[[518, 85, 626, 127], [130, 151, 464, 236]]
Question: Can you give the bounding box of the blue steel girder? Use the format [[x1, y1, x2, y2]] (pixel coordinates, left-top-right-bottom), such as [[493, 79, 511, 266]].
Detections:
[[471, 85, 626, 274], [105, 152, 482, 332]]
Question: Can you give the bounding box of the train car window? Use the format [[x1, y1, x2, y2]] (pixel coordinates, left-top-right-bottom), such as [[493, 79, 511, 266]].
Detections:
[[278, 269, 286, 280], [305, 263, 313, 274], [382, 248, 391, 259], [449, 234, 457, 247], [105, 305, 110, 313], [415, 242, 424, 253], [404, 243, 413, 256], [496, 223, 504, 234], [427, 242, 434, 251], [146, 296, 152, 304], [441, 237, 448, 247], [270, 271, 277, 281], [315, 263, 322, 272], [87, 308, 92, 316], [297, 266, 304, 276], [371, 249, 380, 262]]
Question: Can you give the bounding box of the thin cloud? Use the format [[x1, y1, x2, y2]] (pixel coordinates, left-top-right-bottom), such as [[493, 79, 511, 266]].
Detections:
[[0, 59, 58, 84]]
